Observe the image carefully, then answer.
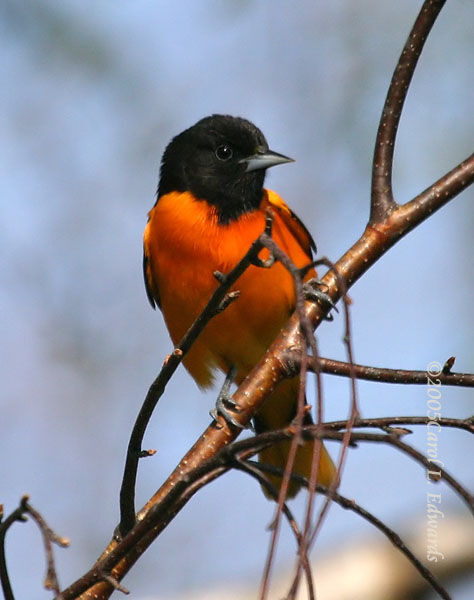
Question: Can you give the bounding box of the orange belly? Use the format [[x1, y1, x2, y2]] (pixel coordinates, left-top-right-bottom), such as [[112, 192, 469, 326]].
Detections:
[[144, 189, 314, 387]]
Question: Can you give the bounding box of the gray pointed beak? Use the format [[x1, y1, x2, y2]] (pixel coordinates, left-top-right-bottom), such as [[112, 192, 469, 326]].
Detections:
[[241, 149, 294, 172]]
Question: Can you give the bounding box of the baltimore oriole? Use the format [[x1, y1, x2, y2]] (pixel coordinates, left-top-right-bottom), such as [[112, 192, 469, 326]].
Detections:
[[143, 115, 335, 497]]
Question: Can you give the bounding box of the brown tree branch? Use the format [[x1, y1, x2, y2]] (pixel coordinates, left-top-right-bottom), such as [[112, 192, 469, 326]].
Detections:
[[370, 0, 446, 222], [254, 239, 318, 600], [0, 504, 26, 600], [229, 427, 474, 514], [248, 461, 452, 600], [304, 356, 474, 387], [252, 240, 354, 600], [0, 496, 69, 599], [62, 409, 472, 598], [286, 255, 360, 600], [233, 459, 316, 600], [324, 416, 473, 435], [60, 414, 473, 598]]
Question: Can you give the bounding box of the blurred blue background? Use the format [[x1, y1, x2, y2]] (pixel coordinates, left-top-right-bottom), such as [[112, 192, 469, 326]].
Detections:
[[1, 1, 473, 598]]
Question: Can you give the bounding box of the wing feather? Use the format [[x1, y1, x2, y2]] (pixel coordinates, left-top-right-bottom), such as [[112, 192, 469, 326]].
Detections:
[[265, 190, 316, 259], [143, 220, 160, 309]]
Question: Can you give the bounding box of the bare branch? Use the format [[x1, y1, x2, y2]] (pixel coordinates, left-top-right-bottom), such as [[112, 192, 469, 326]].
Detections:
[[0, 496, 68, 599], [288, 255, 360, 600], [371, 0, 446, 221], [250, 461, 452, 600], [305, 356, 474, 387], [99, 573, 129, 595], [324, 416, 473, 435], [255, 235, 327, 600], [235, 427, 474, 514], [23, 499, 69, 594], [0, 503, 27, 600], [234, 459, 315, 600]]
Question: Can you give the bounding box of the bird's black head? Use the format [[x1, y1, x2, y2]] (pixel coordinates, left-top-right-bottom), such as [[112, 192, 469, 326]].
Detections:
[[157, 114, 293, 224]]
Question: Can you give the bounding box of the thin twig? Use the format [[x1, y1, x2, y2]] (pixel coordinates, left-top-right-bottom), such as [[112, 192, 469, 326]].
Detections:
[[60, 413, 472, 598], [256, 235, 325, 600], [220, 424, 473, 514], [284, 256, 357, 599], [248, 461, 452, 600], [323, 416, 473, 435], [0, 496, 68, 599], [306, 356, 474, 387], [234, 459, 315, 600], [100, 573, 129, 595], [292, 257, 360, 598], [0, 503, 27, 600], [23, 499, 69, 594]]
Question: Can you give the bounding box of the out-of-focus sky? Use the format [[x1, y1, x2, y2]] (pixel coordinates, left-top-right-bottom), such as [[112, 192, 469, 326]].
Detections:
[[1, 1, 473, 598]]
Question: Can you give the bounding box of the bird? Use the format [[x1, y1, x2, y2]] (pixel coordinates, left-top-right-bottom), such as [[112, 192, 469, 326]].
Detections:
[[143, 114, 335, 497]]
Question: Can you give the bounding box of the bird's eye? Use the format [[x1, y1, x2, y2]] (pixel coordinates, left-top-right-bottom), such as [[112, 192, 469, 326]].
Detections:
[[215, 144, 233, 161]]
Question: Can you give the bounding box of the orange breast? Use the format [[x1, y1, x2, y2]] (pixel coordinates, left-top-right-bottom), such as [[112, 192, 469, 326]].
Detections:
[[144, 190, 313, 388]]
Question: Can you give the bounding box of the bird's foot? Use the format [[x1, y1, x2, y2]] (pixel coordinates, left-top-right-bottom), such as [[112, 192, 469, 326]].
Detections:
[[210, 390, 245, 429], [303, 279, 337, 320], [209, 366, 249, 429]]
